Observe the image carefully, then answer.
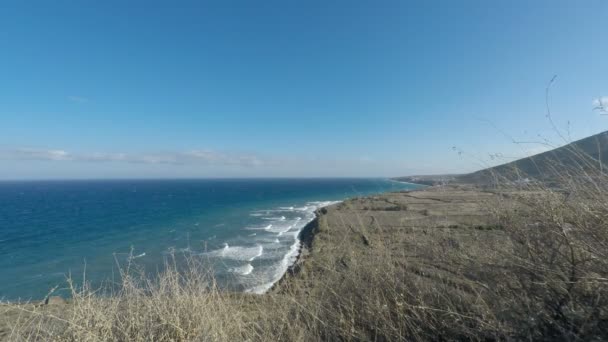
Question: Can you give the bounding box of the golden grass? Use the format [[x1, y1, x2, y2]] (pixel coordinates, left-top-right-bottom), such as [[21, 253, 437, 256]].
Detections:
[[3, 144, 608, 341]]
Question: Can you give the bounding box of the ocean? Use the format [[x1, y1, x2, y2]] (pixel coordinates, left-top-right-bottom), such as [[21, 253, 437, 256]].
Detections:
[[0, 178, 421, 300]]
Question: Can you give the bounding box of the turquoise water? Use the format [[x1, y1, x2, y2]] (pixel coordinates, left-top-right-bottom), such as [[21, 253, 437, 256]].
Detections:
[[0, 178, 421, 300]]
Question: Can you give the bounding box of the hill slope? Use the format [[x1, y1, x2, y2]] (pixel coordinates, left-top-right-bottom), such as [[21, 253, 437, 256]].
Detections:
[[457, 130, 608, 185]]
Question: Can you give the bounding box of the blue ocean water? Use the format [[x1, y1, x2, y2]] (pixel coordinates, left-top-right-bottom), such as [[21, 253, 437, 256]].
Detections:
[[0, 178, 420, 300]]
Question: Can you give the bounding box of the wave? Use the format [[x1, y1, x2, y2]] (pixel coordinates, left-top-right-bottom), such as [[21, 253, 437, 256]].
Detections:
[[244, 224, 273, 231], [185, 200, 342, 294], [266, 224, 294, 235], [229, 263, 253, 275], [243, 200, 341, 294], [248, 245, 264, 261], [245, 239, 302, 294], [204, 244, 264, 262], [262, 216, 286, 221]]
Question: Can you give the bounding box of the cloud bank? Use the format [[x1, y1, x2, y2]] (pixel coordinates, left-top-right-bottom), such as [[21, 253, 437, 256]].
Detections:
[[0, 148, 264, 167]]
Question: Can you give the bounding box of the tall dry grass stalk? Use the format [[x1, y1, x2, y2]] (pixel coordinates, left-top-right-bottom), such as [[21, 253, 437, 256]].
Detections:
[[476, 143, 608, 340]]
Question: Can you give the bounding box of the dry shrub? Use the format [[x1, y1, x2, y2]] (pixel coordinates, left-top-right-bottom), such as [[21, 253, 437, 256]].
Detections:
[[475, 143, 608, 340]]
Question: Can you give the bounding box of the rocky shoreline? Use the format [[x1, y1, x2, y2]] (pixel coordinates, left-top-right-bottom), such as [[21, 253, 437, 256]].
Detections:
[[271, 183, 508, 294]]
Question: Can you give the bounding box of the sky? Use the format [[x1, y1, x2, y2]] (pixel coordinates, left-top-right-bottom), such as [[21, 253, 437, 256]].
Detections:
[[1, 0, 607, 179]]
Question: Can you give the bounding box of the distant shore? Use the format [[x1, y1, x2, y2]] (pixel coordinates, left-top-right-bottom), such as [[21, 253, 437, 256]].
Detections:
[[391, 175, 457, 186]]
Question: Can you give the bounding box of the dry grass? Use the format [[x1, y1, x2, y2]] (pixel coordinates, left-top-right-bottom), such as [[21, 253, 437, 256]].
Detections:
[[3, 144, 608, 341]]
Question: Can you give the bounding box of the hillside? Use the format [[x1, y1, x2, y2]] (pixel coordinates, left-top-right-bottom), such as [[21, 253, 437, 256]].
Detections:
[[394, 131, 608, 186], [395, 131, 608, 187], [457, 130, 608, 185]]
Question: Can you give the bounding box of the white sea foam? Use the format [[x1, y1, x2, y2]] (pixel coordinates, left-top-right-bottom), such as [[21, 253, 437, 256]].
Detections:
[[248, 245, 264, 261], [250, 210, 271, 215], [280, 231, 299, 239], [244, 224, 273, 231], [246, 281, 274, 294], [243, 200, 341, 294], [204, 244, 264, 262], [262, 216, 286, 221], [229, 264, 254, 275], [198, 200, 344, 294], [245, 239, 302, 294], [266, 224, 293, 235]]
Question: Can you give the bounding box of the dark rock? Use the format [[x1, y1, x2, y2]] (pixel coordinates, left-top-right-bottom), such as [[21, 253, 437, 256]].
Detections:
[[44, 296, 66, 306]]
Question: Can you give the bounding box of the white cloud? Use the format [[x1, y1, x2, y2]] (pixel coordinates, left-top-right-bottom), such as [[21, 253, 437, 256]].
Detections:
[[183, 150, 263, 166], [593, 96, 608, 114], [0, 148, 266, 167], [4, 148, 73, 161], [79, 152, 129, 162], [0, 147, 429, 178], [67, 95, 88, 103]]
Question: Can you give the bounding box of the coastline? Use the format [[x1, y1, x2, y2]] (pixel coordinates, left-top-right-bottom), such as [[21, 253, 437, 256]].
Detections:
[[391, 175, 457, 186], [264, 181, 430, 293], [269, 185, 432, 294], [268, 183, 502, 295], [260, 201, 338, 294]]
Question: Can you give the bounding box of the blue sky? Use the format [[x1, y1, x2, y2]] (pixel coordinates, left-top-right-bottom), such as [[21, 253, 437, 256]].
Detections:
[[1, 0, 607, 179]]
